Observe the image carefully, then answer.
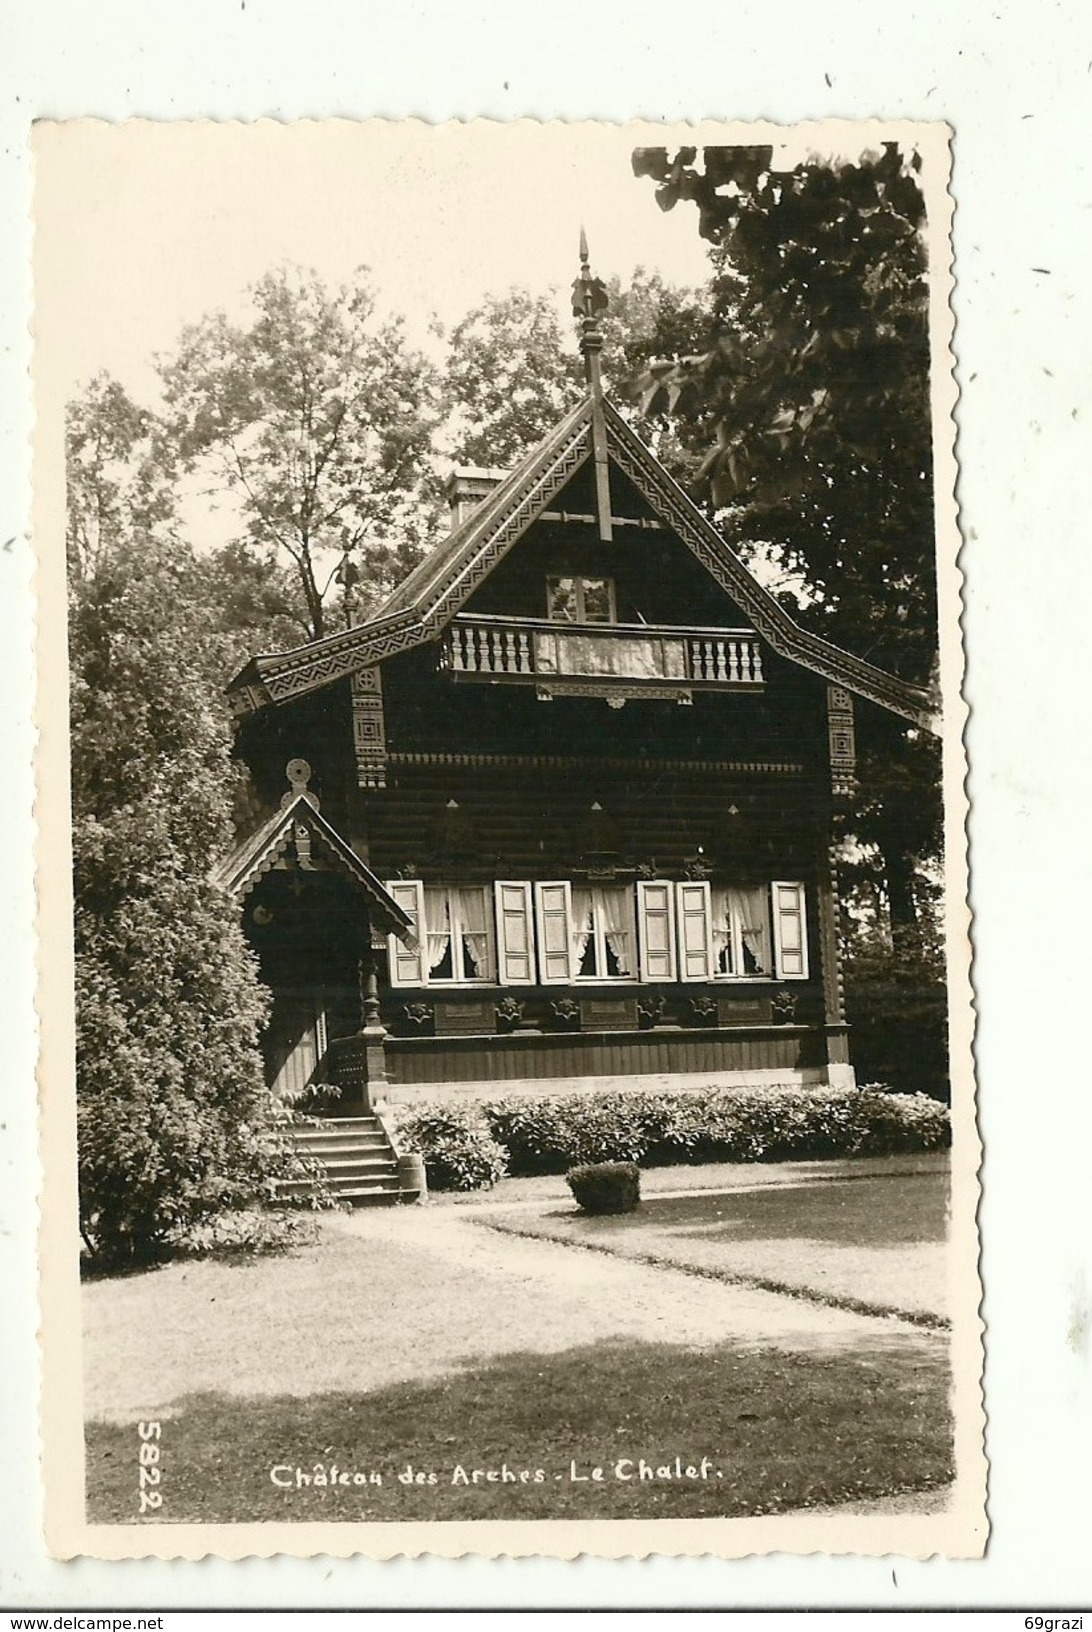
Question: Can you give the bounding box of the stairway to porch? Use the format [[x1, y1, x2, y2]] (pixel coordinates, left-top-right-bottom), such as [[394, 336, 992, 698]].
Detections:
[[284, 1113, 418, 1206]]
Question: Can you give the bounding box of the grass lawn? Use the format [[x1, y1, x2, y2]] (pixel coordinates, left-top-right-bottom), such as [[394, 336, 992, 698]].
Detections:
[[480, 1163, 949, 1324], [85, 1337, 952, 1523], [83, 1168, 953, 1525], [432, 1152, 949, 1210]]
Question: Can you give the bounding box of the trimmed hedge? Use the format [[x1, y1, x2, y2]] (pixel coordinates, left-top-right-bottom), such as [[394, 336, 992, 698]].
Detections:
[[567, 1161, 642, 1215], [394, 1084, 949, 1191], [396, 1103, 508, 1192], [484, 1084, 949, 1176]]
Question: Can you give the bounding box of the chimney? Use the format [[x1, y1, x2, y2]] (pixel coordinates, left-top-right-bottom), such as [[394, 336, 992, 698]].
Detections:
[[444, 467, 508, 530]]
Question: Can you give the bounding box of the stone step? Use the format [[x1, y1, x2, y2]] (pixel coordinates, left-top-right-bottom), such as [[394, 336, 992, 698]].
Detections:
[[281, 1116, 416, 1209], [312, 1156, 399, 1176], [300, 1116, 385, 1128], [343, 1186, 415, 1207], [280, 1169, 400, 1194], [292, 1115, 385, 1127], [292, 1132, 391, 1153]]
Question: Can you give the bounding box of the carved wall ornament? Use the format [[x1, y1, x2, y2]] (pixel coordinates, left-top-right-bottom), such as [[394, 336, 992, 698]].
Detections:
[[351, 666, 388, 789], [550, 997, 581, 1030], [637, 994, 667, 1029], [537, 680, 693, 705], [771, 988, 799, 1025], [688, 994, 718, 1024], [281, 757, 319, 809], [495, 996, 526, 1032], [292, 821, 314, 870], [827, 683, 857, 801], [402, 1002, 434, 1031]]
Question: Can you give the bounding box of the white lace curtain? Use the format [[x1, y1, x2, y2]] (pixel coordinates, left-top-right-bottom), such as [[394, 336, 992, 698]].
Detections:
[[451, 886, 490, 978], [570, 886, 632, 976], [713, 886, 771, 974], [423, 886, 491, 978], [598, 886, 632, 974], [422, 887, 452, 973], [571, 888, 595, 965], [711, 888, 734, 971]]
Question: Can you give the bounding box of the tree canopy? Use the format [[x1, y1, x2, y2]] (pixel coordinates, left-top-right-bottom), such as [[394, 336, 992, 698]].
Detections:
[[438, 270, 714, 484], [631, 141, 936, 685], [69, 531, 296, 1265], [65, 373, 178, 583], [631, 142, 942, 946], [160, 266, 442, 641]]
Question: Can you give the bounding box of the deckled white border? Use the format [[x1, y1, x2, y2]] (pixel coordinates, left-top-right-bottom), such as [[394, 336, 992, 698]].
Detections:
[[34, 116, 981, 1565], [6, 5, 1092, 1606]]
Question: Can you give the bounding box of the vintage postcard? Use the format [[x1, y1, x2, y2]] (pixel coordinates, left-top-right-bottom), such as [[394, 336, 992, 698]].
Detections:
[[34, 117, 984, 1560]]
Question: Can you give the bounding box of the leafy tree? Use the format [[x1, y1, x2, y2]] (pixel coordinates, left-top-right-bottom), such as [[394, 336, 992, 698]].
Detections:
[[632, 142, 941, 946], [65, 374, 178, 582], [160, 266, 442, 640], [439, 271, 713, 481], [598, 267, 720, 485], [69, 535, 298, 1266], [439, 287, 583, 470]]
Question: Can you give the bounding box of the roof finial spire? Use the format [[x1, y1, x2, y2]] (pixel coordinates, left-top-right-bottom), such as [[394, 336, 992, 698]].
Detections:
[[571, 226, 610, 394], [570, 228, 613, 542]]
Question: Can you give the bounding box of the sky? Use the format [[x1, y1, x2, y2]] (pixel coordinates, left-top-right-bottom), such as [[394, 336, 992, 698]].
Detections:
[[34, 118, 896, 409], [36, 120, 725, 407]]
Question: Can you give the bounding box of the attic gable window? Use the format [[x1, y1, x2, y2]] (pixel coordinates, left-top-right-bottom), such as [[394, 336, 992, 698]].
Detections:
[[547, 575, 616, 624]]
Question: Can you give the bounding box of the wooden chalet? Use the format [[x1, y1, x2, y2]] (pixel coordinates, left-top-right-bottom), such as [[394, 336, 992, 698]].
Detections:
[[220, 248, 937, 1117]]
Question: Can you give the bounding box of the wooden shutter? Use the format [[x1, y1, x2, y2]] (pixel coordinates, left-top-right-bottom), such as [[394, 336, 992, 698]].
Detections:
[[675, 881, 713, 981], [771, 881, 809, 979], [386, 879, 426, 987], [534, 881, 573, 984], [494, 881, 535, 986], [637, 880, 676, 982]]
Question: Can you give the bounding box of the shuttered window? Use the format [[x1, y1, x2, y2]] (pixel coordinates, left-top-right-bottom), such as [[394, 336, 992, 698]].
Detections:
[[386, 879, 426, 987], [676, 881, 714, 981], [534, 881, 574, 984], [494, 881, 536, 986], [636, 880, 677, 981], [771, 881, 809, 979]]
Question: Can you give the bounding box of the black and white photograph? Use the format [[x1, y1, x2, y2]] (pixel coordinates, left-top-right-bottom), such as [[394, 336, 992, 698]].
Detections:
[[33, 117, 981, 1560]]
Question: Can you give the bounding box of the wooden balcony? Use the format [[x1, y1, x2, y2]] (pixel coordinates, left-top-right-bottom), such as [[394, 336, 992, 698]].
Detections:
[[441, 614, 765, 696]]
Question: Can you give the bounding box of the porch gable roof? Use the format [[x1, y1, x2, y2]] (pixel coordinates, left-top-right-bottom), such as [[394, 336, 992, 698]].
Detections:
[[212, 793, 415, 944]]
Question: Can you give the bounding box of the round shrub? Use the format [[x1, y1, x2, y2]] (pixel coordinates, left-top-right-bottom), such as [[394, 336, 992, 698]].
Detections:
[[396, 1103, 507, 1192], [567, 1160, 642, 1215]]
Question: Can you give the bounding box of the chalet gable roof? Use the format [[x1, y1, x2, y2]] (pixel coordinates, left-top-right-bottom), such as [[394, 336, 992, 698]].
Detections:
[[228, 393, 938, 733], [212, 792, 415, 943]]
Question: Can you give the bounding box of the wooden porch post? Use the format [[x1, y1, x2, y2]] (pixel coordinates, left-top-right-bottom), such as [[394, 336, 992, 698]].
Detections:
[[357, 942, 389, 1100], [816, 823, 855, 1089]]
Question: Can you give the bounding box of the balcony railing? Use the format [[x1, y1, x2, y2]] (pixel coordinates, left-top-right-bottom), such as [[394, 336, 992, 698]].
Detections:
[[442, 615, 765, 690]]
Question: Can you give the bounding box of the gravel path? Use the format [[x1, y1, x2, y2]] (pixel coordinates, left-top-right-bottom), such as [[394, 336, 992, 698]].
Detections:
[[332, 1205, 932, 1348], [84, 1206, 938, 1424]]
